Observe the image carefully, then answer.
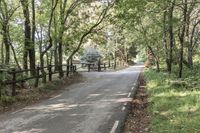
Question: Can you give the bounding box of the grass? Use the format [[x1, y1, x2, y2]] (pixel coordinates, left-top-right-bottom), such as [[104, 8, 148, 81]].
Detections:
[[145, 64, 200, 133]]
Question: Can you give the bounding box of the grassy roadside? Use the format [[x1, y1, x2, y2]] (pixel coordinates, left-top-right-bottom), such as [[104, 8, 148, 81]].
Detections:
[[145, 65, 200, 133]]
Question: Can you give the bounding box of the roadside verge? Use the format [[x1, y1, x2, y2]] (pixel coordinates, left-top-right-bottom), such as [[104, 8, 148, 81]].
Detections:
[[123, 73, 151, 133]]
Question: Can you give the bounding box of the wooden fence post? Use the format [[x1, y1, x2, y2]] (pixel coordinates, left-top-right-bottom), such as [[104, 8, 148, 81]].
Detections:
[[108, 59, 111, 68], [48, 65, 52, 81], [73, 65, 76, 73], [72, 65, 74, 73], [74, 65, 77, 72], [66, 60, 70, 77], [70, 58, 73, 73], [70, 65, 73, 73], [34, 66, 40, 87], [11, 69, 16, 96], [98, 59, 101, 72], [114, 58, 116, 70], [88, 64, 91, 72]]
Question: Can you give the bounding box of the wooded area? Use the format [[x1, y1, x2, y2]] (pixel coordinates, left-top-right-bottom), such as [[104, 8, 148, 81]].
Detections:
[[0, 0, 200, 132], [0, 0, 200, 98], [0, 0, 113, 74], [116, 0, 200, 78], [0, 0, 135, 98], [116, 1, 200, 132]]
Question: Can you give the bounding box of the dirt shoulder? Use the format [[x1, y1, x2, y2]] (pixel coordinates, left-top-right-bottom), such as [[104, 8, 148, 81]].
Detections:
[[124, 73, 151, 133], [0, 73, 84, 114]]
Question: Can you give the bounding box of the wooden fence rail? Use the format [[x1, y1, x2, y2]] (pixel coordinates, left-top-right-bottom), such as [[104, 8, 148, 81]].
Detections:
[[0, 62, 111, 97], [87, 63, 107, 72], [0, 64, 77, 97]]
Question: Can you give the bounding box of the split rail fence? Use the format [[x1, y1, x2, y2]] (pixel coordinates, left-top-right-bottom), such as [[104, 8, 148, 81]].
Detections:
[[0, 64, 77, 97]]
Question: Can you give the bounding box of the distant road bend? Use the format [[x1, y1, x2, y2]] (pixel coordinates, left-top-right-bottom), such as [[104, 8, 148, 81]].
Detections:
[[0, 64, 144, 133]]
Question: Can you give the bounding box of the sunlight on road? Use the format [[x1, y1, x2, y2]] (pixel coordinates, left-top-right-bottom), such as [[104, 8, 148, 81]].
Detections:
[[0, 65, 143, 133]]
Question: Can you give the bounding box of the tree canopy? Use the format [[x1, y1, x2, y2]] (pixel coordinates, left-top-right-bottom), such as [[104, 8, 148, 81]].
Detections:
[[0, 0, 199, 78]]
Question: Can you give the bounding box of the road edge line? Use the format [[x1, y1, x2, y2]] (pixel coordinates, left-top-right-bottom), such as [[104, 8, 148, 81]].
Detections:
[[110, 120, 119, 133]]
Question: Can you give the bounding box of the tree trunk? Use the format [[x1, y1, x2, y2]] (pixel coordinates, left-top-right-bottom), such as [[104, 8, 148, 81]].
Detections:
[[39, 42, 46, 83], [163, 9, 170, 72], [2, 24, 10, 65], [8, 34, 21, 69], [54, 45, 59, 71], [108, 57, 111, 67], [1, 41, 4, 64], [40, 0, 58, 75], [20, 0, 31, 70], [185, 2, 191, 68], [23, 50, 28, 70], [53, 14, 59, 71], [40, 54, 46, 83], [178, 0, 187, 78], [114, 51, 116, 69], [124, 43, 128, 64], [4, 37, 10, 65], [178, 41, 184, 78], [168, 0, 175, 73], [147, 45, 160, 72], [58, 41, 63, 78], [188, 47, 193, 67], [50, 50, 53, 66], [30, 0, 36, 75], [46, 52, 49, 66]]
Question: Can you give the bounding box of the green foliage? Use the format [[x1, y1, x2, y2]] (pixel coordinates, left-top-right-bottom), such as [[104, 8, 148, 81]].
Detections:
[[115, 0, 200, 77], [145, 64, 200, 132], [0, 96, 16, 106]]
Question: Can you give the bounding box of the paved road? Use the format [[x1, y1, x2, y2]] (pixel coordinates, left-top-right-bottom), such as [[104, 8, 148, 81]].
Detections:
[[0, 64, 143, 133]]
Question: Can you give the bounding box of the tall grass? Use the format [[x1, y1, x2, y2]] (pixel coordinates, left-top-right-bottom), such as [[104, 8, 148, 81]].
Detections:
[[145, 63, 200, 133]]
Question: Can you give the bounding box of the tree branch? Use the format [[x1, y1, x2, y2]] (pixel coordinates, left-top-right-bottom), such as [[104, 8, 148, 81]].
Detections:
[[41, 0, 59, 56], [67, 2, 115, 61]]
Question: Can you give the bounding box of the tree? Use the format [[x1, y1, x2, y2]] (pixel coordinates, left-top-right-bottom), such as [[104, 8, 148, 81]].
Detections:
[[114, 0, 200, 77], [20, 0, 35, 73]]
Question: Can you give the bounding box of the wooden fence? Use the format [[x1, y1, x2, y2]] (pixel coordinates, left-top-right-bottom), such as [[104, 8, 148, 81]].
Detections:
[[0, 61, 110, 97], [0, 64, 77, 97], [87, 63, 107, 72]]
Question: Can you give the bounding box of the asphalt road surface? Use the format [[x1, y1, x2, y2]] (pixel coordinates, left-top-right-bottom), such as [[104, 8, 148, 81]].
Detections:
[[0, 64, 143, 133]]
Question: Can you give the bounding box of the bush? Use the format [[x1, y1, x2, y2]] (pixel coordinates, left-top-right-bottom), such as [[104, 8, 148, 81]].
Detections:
[[0, 96, 16, 106]]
